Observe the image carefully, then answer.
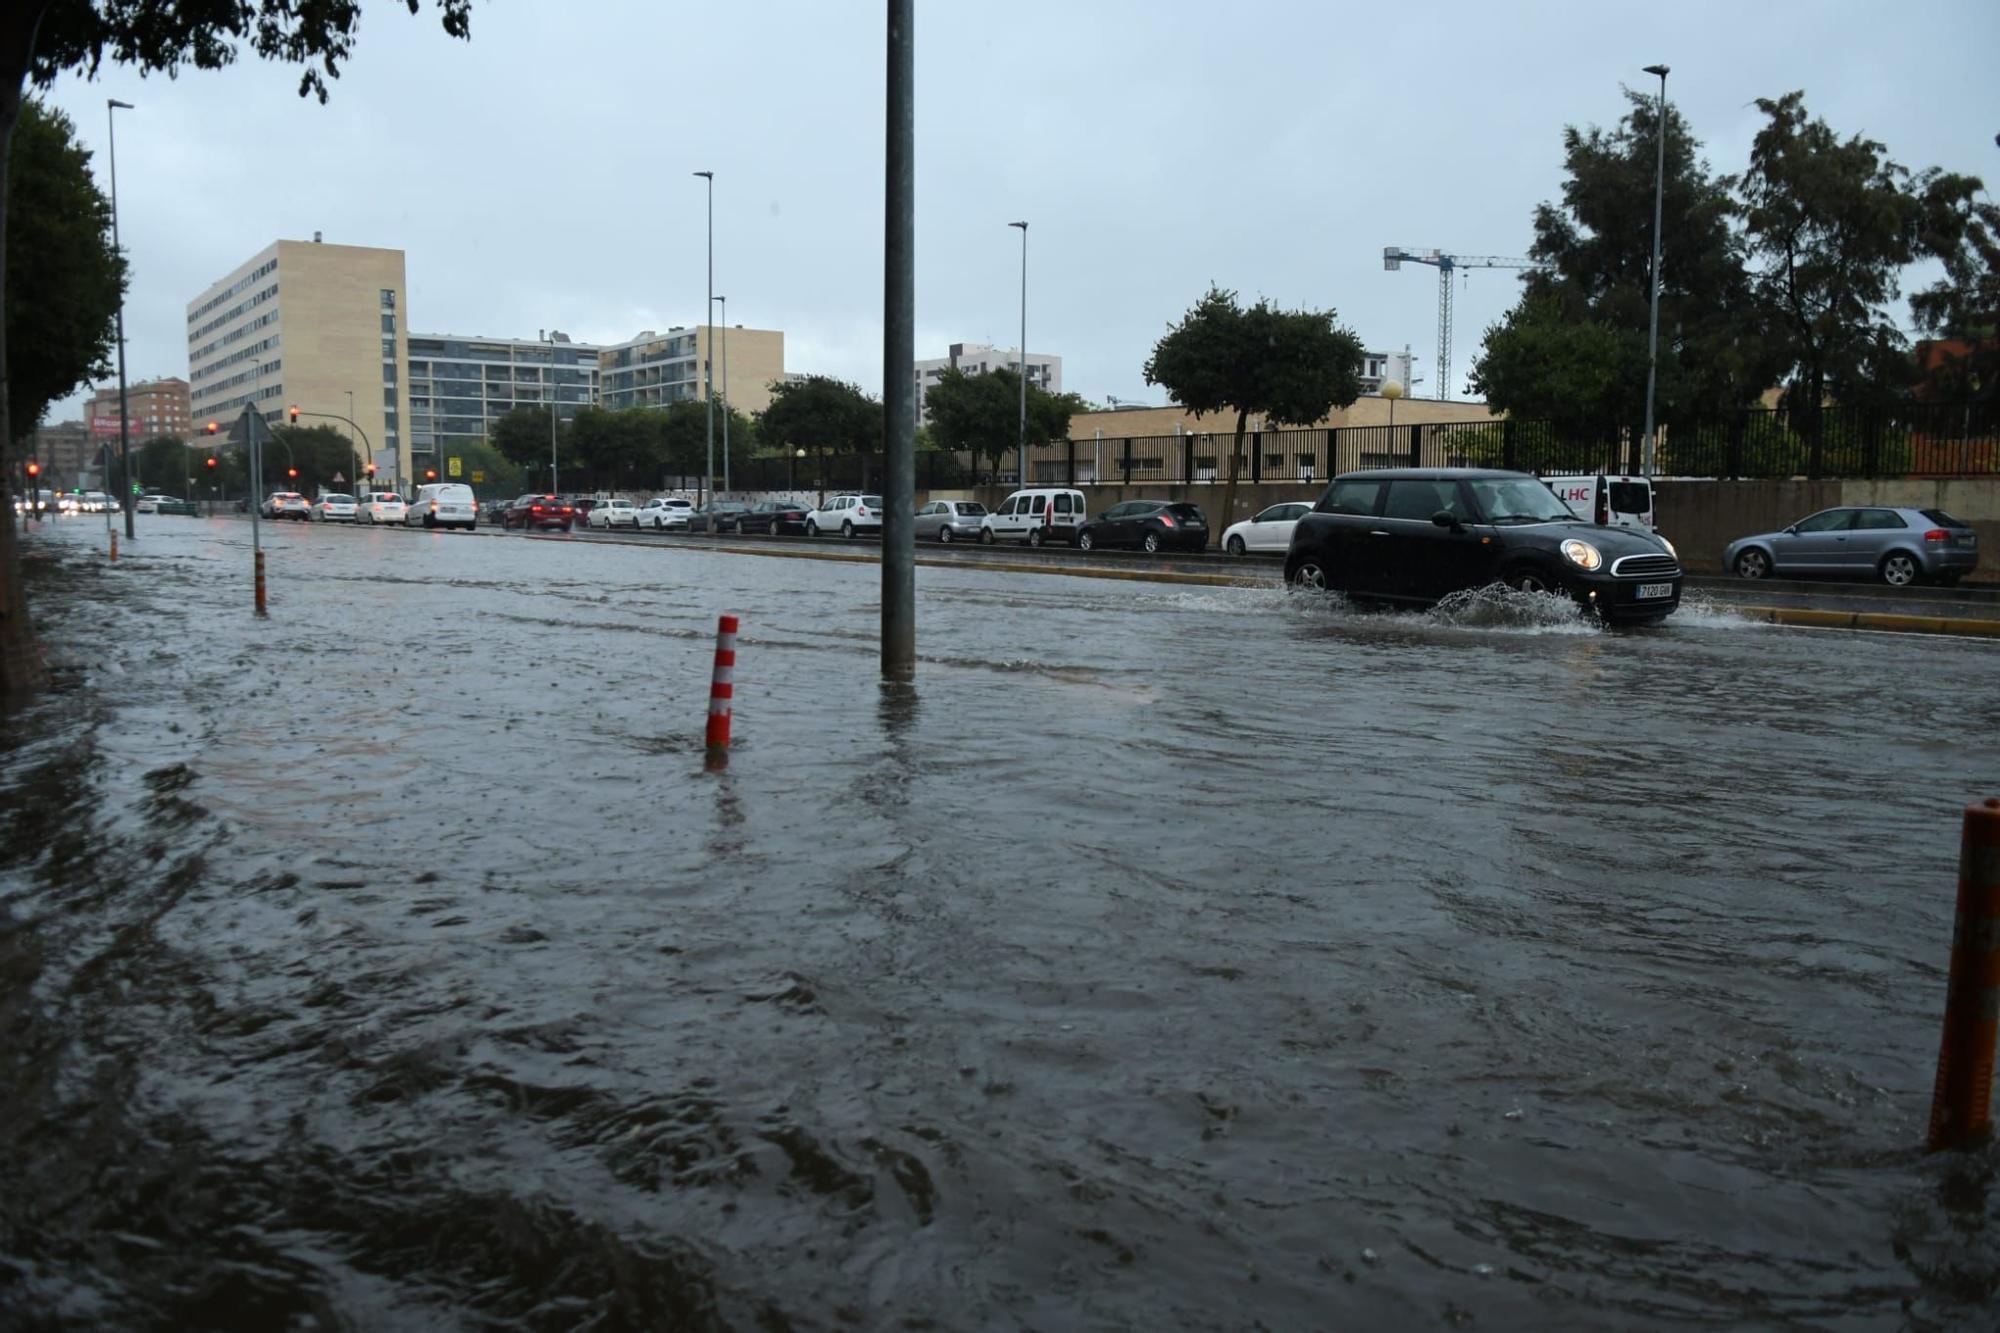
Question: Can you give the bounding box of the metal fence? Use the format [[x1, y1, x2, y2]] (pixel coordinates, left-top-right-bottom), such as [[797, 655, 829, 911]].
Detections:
[[657, 402, 1998, 494]]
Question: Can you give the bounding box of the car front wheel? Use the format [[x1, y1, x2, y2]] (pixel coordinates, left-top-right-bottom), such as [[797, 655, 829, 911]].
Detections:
[[1027, 527, 1045, 548], [805, 520, 818, 537], [1733, 548, 1770, 579], [1879, 552, 1921, 587], [1142, 532, 1162, 554], [1503, 564, 1560, 595], [980, 528, 995, 545], [1077, 530, 1094, 551], [1226, 535, 1246, 556], [1288, 558, 1329, 591]]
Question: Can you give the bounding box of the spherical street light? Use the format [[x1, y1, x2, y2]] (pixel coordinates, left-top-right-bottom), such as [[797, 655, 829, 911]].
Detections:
[[1382, 377, 1404, 436]]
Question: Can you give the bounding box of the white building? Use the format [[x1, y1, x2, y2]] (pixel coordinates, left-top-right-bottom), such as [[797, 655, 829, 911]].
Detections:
[[913, 342, 1062, 422], [1360, 347, 1420, 397]]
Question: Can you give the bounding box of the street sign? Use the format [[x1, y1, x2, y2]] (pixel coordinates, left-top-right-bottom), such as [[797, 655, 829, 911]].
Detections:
[[447, 456, 462, 478], [331, 471, 345, 484], [471, 470, 485, 484]]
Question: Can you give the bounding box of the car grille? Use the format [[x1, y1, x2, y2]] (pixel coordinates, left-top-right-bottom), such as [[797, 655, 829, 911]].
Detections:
[[1610, 553, 1680, 578]]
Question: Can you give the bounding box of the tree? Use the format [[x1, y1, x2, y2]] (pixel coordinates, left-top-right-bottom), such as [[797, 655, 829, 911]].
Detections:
[[0, 0, 476, 698], [135, 433, 188, 494], [490, 405, 566, 488], [756, 375, 877, 503], [7, 99, 122, 445], [1143, 285, 1363, 525], [1471, 90, 1775, 433], [922, 367, 1084, 486]]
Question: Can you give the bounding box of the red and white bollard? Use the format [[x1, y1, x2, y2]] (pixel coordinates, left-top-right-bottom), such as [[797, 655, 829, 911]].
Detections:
[[705, 614, 738, 757]]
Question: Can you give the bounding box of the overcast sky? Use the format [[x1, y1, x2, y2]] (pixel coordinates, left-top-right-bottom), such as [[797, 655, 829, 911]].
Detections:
[[36, 0, 2000, 423]]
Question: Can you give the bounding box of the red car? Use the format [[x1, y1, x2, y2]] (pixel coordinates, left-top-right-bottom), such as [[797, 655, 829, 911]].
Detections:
[[503, 494, 576, 531]]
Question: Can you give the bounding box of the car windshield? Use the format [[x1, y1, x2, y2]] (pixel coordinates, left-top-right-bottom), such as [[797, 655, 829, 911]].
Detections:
[[1920, 508, 1969, 528], [322, 495, 354, 504], [1469, 478, 1575, 524]]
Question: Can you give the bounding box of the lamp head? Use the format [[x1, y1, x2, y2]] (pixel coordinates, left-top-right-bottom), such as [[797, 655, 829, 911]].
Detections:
[[693, 170, 713, 180], [1009, 220, 1028, 231], [108, 98, 134, 109], [1643, 64, 1670, 78]]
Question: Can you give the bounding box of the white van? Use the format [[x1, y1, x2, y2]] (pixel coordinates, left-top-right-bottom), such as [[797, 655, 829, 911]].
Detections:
[[1542, 474, 1656, 531], [979, 488, 1088, 546], [404, 482, 478, 531]]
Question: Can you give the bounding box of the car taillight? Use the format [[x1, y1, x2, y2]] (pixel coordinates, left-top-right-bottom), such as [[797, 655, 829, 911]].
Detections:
[[1158, 514, 1175, 527], [1924, 528, 1951, 542], [858, 508, 869, 517], [429, 501, 438, 512]]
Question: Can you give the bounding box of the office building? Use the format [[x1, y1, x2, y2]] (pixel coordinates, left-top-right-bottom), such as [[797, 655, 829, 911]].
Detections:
[[87, 375, 193, 443], [1359, 348, 1420, 397], [913, 342, 1062, 423], [408, 331, 601, 467], [598, 325, 785, 415], [186, 237, 410, 484]]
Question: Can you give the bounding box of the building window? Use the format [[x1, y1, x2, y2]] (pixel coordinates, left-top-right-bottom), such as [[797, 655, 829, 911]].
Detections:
[[380, 289, 396, 310], [381, 313, 396, 334]]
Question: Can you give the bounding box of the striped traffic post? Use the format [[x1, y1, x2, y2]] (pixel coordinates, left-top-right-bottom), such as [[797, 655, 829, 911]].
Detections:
[[1927, 796, 2000, 1151], [705, 615, 737, 757], [254, 549, 267, 618]]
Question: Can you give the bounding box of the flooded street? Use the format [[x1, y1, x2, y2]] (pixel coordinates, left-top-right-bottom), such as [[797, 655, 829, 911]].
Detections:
[[4, 516, 1998, 1329]]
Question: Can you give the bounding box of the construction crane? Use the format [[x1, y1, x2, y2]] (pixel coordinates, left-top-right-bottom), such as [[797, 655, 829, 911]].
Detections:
[[1383, 247, 1543, 400]]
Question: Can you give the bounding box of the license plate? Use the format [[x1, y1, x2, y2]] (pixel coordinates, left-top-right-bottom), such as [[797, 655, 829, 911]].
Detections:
[[1637, 583, 1674, 600]]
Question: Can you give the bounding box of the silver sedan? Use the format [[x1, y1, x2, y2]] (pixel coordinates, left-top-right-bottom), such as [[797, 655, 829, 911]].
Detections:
[[914, 500, 988, 543], [1724, 505, 1980, 586]]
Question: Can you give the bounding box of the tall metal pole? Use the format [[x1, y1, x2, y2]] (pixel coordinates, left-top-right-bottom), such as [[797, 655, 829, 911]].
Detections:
[[695, 170, 714, 505], [1009, 220, 1028, 484], [882, 0, 916, 681], [544, 330, 560, 494], [1641, 64, 1670, 478], [715, 295, 730, 494], [108, 99, 136, 539]]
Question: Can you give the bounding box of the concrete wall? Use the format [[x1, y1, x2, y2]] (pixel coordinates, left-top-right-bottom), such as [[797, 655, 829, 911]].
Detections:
[[1067, 395, 1494, 440]]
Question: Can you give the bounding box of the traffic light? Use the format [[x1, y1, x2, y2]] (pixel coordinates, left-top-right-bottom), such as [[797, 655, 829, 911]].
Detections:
[[205, 421, 218, 436], [365, 462, 377, 479], [24, 461, 39, 479], [288, 405, 300, 424], [287, 467, 299, 480], [206, 456, 217, 470], [424, 468, 438, 481]]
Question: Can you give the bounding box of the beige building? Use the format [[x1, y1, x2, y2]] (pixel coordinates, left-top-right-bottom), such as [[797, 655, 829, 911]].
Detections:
[[1066, 393, 1496, 443], [187, 238, 411, 485], [598, 325, 784, 415], [87, 376, 193, 443]]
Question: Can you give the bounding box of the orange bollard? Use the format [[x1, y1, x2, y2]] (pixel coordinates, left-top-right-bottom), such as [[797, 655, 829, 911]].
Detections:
[[109, 532, 118, 562], [1927, 797, 2000, 1151], [705, 614, 737, 756], [254, 549, 268, 618]]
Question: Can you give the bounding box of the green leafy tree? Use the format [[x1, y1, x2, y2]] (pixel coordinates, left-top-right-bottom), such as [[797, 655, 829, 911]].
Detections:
[[756, 375, 878, 503], [0, 0, 476, 698], [1471, 90, 1775, 433], [135, 433, 190, 494], [568, 406, 653, 491], [922, 367, 1084, 486], [451, 440, 522, 499], [1143, 285, 1363, 525], [490, 405, 567, 489], [8, 99, 122, 447]]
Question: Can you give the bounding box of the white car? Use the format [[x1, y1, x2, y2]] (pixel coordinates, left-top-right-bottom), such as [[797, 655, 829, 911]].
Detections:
[[135, 494, 166, 514], [403, 481, 478, 531], [805, 493, 884, 538], [313, 493, 359, 522], [587, 497, 640, 529], [357, 491, 407, 524], [1542, 474, 1657, 531], [261, 491, 311, 520], [635, 497, 693, 530], [1222, 501, 1313, 555], [978, 488, 1088, 546], [79, 491, 113, 514]]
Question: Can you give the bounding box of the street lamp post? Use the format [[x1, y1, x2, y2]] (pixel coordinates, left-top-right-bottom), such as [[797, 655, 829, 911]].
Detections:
[[714, 295, 730, 495], [694, 170, 714, 505], [541, 329, 560, 493], [107, 97, 135, 539], [1641, 63, 1670, 479], [1009, 220, 1028, 484]]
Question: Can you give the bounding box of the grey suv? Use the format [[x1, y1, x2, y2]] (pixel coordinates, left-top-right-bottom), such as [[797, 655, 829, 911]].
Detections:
[[1724, 506, 1980, 586]]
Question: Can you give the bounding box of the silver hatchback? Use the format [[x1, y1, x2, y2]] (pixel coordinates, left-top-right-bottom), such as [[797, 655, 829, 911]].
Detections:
[[1724, 506, 1980, 586], [914, 500, 988, 543]]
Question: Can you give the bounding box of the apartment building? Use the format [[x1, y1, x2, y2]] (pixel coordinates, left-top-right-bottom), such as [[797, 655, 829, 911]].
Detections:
[[186, 237, 410, 484], [598, 325, 785, 415], [87, 376, 193, 443], [1359, 348, 1420, 397], [408, 331, 600, 467]]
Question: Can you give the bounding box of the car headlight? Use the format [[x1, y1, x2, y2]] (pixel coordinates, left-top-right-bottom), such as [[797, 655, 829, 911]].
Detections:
[[1560, 538, 1603, 571], [1657, 535, 1678, 560]]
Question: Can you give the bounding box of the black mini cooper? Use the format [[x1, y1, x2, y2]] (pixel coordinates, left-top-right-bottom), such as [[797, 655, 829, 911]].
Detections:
[[1284, 468, 1683, 622]]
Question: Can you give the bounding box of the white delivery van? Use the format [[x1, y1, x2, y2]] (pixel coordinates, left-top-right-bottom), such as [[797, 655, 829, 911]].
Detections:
[[979, 488, 1088, 546], [1542, 474, 1656, 531]]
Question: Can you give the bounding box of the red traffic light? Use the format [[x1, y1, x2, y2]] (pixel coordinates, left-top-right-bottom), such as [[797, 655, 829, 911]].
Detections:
[[205, 421, 219, 436], [287, 467, 299, 479], [206, 456, 218, 469], [424, 468, 438, 481], [288, 406, 300, 424], [365, 463, 377, 478], [25, 461, 40, 478]]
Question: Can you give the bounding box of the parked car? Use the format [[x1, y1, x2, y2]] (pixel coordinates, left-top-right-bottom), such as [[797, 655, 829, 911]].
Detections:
[[1222, 501, 1312, 555], [587, 497, 641, 529], [1723, 506, 1979, 587], [358, 492, 408, 525], [635, 497, 694, 530], [1284, 468, 1683, 623], [1542, 474, 1658, 531], [1077, 500, 1210, 554], [145, 495, 196, 516], [687, 501, 754, 533], [740, 499, 812, 536], [313, 493, 360, 523], [135, 494, 166, 514], [262, 491, 312, 520], [914, 500, 988, 543], [403, 482, 478, 530], [502, 494, 575, 531], [803, 494, 883, 538], [979, 488, 1087, 546], [480, 499, 511, 523], [569, 497, 604, 527]]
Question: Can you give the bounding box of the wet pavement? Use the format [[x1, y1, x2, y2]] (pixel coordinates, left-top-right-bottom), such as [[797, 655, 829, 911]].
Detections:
[[3, 514, 1998, 1329]]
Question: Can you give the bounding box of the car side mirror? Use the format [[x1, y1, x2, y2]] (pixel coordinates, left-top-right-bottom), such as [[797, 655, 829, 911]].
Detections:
[[1430, 510, 1461, 531], [1783, 525, 1798, 535]]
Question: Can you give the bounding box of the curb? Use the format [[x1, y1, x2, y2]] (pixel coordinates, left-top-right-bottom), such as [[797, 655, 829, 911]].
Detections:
[[1734, 605, 2000, 638]]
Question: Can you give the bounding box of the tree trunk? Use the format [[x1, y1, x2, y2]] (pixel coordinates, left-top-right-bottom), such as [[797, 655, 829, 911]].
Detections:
[[1218, 408, 1249, 533], [0, 11, 56, 697]]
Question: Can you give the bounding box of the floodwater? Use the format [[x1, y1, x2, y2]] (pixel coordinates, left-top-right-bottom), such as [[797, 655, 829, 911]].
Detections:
[[3, 516, 1997, 1330]]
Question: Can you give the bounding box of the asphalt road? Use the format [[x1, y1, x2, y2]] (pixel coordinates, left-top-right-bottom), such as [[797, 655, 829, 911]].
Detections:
[[5, 515, 1997, 1328]]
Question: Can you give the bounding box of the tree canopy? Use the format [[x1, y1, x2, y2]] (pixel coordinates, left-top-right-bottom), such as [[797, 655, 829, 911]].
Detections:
[[923, 367, 1085, 484]]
